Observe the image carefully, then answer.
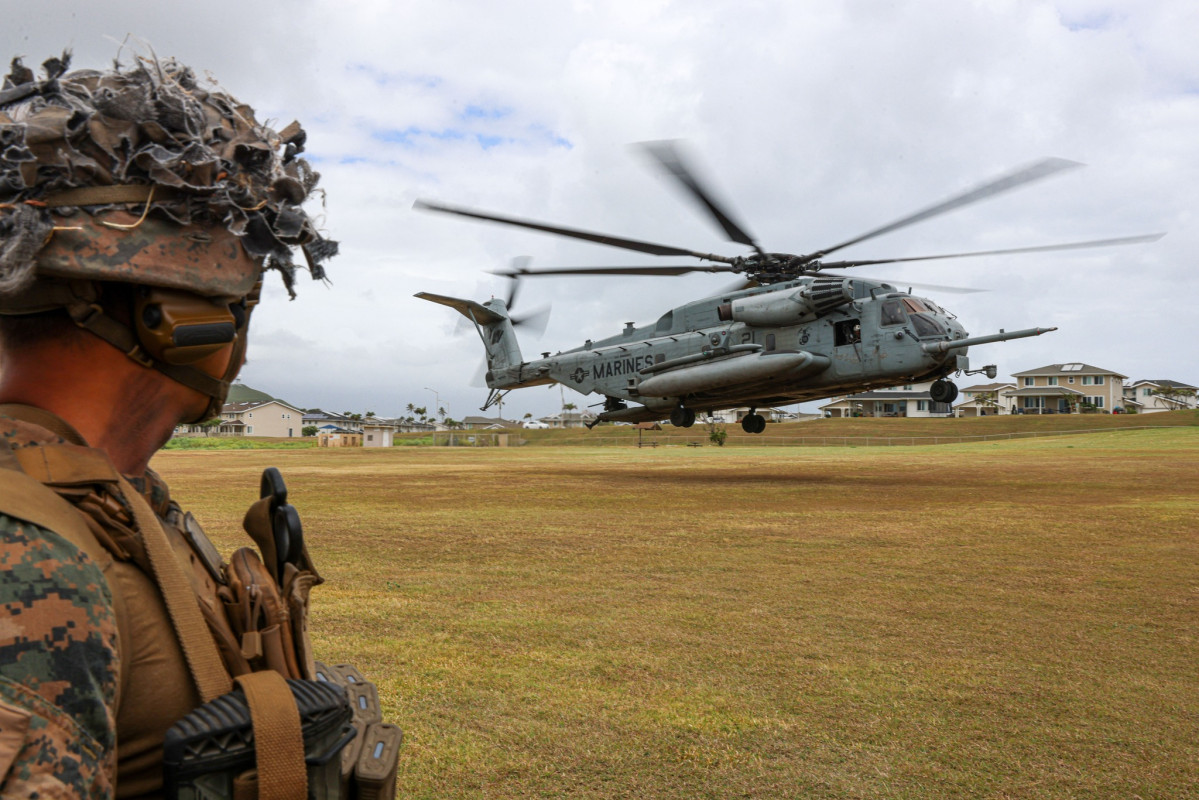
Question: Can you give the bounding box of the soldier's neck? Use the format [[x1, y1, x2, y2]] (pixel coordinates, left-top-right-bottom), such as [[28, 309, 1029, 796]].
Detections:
[[0, 338, 202, 477]]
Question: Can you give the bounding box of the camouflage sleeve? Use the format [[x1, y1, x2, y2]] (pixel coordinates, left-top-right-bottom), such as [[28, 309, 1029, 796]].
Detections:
[[0, 514, 118, 799]]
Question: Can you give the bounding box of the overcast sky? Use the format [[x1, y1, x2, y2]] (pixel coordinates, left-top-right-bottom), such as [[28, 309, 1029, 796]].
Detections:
[[9, 1, 1197, 419]]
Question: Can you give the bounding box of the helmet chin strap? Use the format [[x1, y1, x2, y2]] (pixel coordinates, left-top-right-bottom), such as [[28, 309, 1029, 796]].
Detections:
[[64, 284, 258, 425]]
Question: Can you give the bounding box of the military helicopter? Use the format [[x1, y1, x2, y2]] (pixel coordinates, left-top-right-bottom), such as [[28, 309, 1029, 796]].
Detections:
[[415, 142, 1161, 433]]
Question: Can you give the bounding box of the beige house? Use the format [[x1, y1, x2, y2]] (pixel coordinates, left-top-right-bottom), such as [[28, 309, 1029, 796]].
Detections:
[[953, 383, 1017, 417], [220, 399, 306, 437], [1005, 363, 1126, 414], [820, 381, 953, 418], [1123, 379, 1198, 413]]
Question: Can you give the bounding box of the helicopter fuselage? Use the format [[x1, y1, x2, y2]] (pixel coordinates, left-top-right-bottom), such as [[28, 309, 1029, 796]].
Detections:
[[485, 276, 986, 424]]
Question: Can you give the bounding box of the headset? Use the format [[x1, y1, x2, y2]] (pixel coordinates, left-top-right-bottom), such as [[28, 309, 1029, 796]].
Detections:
[[133, 287, 254, 365]]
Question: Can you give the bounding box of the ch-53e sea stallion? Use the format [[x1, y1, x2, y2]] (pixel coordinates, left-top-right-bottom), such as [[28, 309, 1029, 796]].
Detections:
[[415, 142, 1161, 433]]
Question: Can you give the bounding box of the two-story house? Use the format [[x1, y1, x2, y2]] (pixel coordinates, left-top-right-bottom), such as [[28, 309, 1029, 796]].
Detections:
[[1123, 379, 1198, 413], [1005, 363, 1126, 414], [221, 399, 306, 436]]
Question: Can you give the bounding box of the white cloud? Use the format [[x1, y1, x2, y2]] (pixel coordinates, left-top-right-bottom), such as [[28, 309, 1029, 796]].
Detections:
[[9, 0, 1197, 418]]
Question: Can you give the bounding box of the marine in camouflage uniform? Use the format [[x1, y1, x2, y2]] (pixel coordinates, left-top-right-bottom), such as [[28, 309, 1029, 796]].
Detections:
[[0, 51, 350, 797]]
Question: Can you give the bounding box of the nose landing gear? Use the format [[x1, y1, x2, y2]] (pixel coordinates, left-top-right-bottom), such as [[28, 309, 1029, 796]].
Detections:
[[741, 409, 767, 434], [930, 379, 959, 404]]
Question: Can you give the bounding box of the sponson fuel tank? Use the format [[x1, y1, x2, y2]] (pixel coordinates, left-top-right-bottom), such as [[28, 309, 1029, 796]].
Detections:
[[636, 350, 830, 397]]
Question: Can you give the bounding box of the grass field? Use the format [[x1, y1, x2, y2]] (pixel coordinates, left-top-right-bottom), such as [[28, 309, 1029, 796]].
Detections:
[[151, 422, 1199, 799]]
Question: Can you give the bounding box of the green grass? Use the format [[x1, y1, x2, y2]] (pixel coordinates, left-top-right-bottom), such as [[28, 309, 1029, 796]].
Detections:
[[164, 436, 317, 450], [152, 426, 1199, 798]]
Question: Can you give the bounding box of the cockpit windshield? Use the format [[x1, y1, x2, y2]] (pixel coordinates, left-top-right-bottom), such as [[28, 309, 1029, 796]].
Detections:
[[902, 297, 928, 314], [909, 313, 945, 338]]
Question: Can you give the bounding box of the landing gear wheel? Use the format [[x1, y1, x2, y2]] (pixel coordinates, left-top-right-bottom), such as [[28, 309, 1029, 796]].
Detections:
[[741, 413, 766, 434], [930, 379, 959, 404], [670, 407, 696, 428]]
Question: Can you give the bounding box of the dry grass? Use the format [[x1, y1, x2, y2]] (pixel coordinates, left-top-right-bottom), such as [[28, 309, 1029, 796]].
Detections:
[[152, 425, 1199, 799]]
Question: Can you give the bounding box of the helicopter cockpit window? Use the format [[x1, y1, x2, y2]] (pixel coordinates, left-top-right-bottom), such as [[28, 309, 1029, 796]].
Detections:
[[655, 311, 674, 333], [765, 333, 776, 352], [902, 297, 928, 314], [909, 313, 944, 338], [880, 299, 906, 326]]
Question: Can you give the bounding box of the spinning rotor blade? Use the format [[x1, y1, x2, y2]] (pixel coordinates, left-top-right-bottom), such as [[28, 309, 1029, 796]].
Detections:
[[818, 232, 1166, 270], [490, 263, 739, 278], [639, 140, 764, 255], [415, 199, 734, 261], [804, 157, 1085, 263]]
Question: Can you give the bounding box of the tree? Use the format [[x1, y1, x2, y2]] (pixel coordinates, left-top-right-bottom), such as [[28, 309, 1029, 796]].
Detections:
[[366, 410, 376, 418], [302, 425, 318, 437], [406, 403, 415, 415], [523, 412, 533, 420], [1154, 385, 1197, 410], [706, 419, 728, 447], [562, 402, 577, 412], [199, 419, 221, 438], [438, 406, 447, 420]]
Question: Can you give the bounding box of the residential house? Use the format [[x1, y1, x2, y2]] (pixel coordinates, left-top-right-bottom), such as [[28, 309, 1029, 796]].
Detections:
[[1123, 379, 1198, 413], [460, 416, 514, 430], [1006, 363, 1126, 414], [302, 409, 365, 434], [820, 381, 953, 418], [538, 410, 598, 429], [953, 382, 1017, 417], [220, 399, 306, 437], [707, 407, 788, 424]]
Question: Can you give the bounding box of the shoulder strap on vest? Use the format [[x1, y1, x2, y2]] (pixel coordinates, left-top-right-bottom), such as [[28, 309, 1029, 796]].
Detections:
[[0, 406, 234, 703], [0, 444, 106, 564]]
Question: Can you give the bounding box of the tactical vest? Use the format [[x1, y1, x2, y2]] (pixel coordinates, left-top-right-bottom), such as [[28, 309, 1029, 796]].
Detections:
[[0, 405, 397, 798]]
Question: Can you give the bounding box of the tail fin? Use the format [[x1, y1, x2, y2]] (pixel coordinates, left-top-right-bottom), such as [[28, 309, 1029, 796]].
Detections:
[[415, 292, 524, 381]]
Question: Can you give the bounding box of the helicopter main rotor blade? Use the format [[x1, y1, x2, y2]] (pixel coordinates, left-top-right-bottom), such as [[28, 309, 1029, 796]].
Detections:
[[639, 140, 765, 256], [489, 264, 740, 278], [414, 199, 735, 262], [817, 232, 1165, 270], [805, 157, 1085, 263]]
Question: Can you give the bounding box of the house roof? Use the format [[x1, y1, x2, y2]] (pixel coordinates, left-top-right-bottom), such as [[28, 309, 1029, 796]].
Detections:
[[1002, 386, 1084, 397], [959, 382, 1016, 392], [1129, 379, 1197, 390], [1011, 363, 1127, 379], [222, 398, 305, 415], [461, 416, 513, 425]]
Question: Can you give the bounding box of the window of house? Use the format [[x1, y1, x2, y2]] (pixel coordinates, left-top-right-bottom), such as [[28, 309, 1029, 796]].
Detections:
[[1083, 375, 1104, 386], [916, 400, 927, 411], [1068, 377, 1075, 384], [247, 425, 253, 433], [1142, 388, 1154, 396], [1086, 396, 1105, 408], [903, 385, 913, 391], [1024, 377, 1035, 387], [1047, 377, 1058, 386]]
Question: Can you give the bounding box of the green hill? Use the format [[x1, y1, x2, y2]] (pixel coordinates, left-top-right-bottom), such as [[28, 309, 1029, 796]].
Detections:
[[226, 383, 293, 406]]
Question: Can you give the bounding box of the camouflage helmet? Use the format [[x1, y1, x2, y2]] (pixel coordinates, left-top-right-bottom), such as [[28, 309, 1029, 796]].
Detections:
[[0, 51, 336, 302], [0, 51, 337, 422]]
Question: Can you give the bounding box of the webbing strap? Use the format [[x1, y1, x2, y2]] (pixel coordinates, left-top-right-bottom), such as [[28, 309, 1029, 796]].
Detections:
[[115, 473, 233, 702], [234, 672, 308, 800], [40, 184, 188, 208]]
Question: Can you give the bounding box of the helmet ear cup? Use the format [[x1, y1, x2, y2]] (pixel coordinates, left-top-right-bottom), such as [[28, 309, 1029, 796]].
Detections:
[[134, 288, 238, 365]]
